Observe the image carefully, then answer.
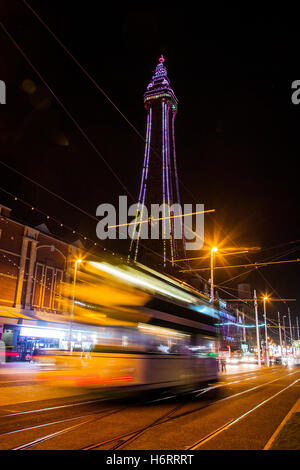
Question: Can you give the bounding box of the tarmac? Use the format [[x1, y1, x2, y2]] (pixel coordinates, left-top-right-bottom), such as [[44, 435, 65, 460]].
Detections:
[[1, 361, 299, 449]]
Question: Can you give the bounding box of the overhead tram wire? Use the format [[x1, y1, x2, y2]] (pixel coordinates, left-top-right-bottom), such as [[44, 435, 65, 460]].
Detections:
[[0, 22, 214, 277], [22, 0, 146, 144], [21, 1, 206, 205], [20, 2, 220, 271], [0, 183, 187, 277], [23, 0, 299, 299], [9, 6, 298, 306], [0, 23, 173, 269], [0, 161, 99, 222], [3, 7, 294, 317], [0, 174, 211, 297], [179, 259, 300, 272], [205, 209, 299, 312], [0, 22, 136, 204], [216, 243, 300, 288]]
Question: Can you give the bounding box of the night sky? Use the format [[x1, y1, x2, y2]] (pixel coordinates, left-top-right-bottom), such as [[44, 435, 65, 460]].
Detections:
[[0, 3, 299, 331]]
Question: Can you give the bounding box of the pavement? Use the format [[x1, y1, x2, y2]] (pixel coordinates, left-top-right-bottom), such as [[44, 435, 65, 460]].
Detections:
[[220, 363, 300, 449], [264, 396, 300, 450], [219, 363, 261, 376]]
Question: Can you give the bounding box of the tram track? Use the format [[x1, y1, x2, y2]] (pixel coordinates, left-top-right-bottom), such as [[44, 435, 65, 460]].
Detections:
[[2, 368, 297, 450], [10, 404, 131, 450], [80, 369, 300, 450], [0, 397, 107, 419], [186, 376, 300, 450]]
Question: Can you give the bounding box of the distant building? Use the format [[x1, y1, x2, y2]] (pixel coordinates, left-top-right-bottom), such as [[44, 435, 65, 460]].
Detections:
[[0, 204, 91, 360]]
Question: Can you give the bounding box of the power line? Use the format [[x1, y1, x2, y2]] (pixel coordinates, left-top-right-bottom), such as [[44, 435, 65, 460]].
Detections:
[[180, 258, 300, 272], [0, 21, 136, 203], [0, 160, 99, 222], [216, 243, 300, 287], [21, 0, 207, 212]]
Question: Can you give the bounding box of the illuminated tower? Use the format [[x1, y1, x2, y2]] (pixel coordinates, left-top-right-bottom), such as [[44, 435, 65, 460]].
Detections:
[[129, 56, 186, 268]]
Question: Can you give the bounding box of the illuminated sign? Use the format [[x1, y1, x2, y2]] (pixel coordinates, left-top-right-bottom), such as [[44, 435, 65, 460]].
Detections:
[[20, 327, 66, 339]]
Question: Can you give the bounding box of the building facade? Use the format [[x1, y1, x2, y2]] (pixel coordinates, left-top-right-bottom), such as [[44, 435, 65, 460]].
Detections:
[[0, 204, 85, 360]]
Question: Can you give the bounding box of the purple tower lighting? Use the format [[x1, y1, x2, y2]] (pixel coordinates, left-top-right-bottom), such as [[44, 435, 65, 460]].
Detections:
[[129, 56, 186, 269]]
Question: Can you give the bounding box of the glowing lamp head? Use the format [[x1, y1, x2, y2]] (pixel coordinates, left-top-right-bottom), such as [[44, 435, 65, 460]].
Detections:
[[76, 259, 82, 264], [211, 246, 218, 253], [263, 296, 268, 301]]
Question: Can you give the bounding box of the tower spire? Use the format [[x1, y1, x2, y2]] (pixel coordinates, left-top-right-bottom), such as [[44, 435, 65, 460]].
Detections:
[[129, 57, 185, 269]]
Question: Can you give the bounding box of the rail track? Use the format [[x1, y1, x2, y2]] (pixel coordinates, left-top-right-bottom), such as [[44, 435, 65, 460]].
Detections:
[[0, 367, 298, 450]]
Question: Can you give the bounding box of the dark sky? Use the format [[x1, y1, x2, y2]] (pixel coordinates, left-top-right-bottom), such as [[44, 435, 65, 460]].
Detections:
[[0, 2, 299, 332]]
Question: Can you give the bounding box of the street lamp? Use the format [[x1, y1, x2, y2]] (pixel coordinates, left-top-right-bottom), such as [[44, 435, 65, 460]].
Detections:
[[263, 296, 270, 367], [283, 315, 287, 356], [288, 308, 294, 356], [69, 258, 82, 354], [210, 246, 218, 302]]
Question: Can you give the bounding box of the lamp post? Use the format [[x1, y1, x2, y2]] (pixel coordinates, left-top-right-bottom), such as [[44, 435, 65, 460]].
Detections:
[[288, 307, 293, 355], [283, 315, 287, 356], [210, 246, 218, 303], [278, 312, 283, 358], [263, 296, 270, 367], [254, 290, 261, 367], [69, 258, 82, 354]]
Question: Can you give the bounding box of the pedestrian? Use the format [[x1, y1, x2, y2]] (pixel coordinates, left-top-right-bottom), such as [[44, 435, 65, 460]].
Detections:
[[221, 357, 226, 372]]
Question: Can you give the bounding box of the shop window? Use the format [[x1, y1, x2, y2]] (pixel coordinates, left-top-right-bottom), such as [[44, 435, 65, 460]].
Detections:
[[32, 263, 45, 307], [52, 269, 63, 311], [42, 266, 54, 309]]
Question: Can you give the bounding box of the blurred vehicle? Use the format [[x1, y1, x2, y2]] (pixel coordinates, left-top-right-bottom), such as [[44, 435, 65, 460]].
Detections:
[[258, 355, 265, 364], [36, 324, 219, 391], [282, 356, 296, 366], [241, 353, 257, 364], [2, 345, 19, 362], [274, 356, 282, 365], [227, 352, 242, 364], [35, 259, 220, 392]]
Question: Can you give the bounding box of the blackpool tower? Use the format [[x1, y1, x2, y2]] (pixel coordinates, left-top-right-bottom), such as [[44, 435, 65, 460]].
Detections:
[[129, 56, 186, 268]]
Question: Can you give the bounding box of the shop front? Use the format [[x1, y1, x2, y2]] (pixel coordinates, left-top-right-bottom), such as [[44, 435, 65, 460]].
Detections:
[[1, 321, 99, 361]]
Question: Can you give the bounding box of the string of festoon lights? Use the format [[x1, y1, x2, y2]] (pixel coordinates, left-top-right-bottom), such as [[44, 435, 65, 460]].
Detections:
[[0, 186, 123, 260], [0, 250, 98, 313], [0, 249, 110, 308], [0, 186, 222, 310], [0, 186, 211, 291], [0, 252, 58, 295]]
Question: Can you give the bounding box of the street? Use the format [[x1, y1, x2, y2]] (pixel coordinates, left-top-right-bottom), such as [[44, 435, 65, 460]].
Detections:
[[0, 364, 299, 450]]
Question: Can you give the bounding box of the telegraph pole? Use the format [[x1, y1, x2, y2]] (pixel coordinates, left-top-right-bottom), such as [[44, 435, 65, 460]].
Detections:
[[263, 297, 269, 367], [254, 290, 261, 367], [278, 312, 283, 357], [296, 316, 300, 341], [288, 308, 293, 354], [283, 315, 287, 356]]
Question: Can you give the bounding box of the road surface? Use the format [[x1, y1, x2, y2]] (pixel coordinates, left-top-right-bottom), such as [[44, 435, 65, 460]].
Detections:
[[0, 363, 299, 450]]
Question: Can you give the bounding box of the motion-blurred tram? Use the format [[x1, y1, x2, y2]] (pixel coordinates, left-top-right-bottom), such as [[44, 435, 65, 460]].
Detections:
[[36, 259, 220, 392]]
